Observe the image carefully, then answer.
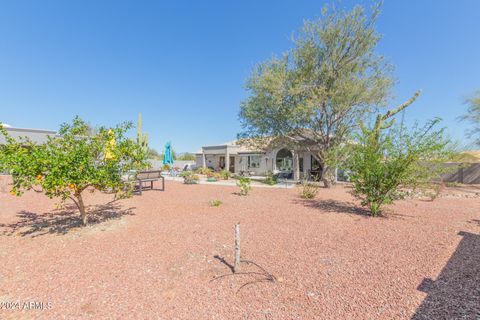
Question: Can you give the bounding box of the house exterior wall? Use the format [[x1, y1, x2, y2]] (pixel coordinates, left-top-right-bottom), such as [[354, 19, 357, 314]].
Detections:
[[195, 154, 204, 168], [205, 154, 217, 169], [196, 144, 319, 179], [0, 127, 56, 145], [237, 153, 268, 175]]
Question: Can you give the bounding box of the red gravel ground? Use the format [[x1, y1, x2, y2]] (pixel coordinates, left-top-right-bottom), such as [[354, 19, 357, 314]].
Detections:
[[0, 181, 479, 319]]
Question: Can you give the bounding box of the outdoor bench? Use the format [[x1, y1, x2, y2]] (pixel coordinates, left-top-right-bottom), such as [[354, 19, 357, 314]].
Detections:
[[135, 170, 165, 194]]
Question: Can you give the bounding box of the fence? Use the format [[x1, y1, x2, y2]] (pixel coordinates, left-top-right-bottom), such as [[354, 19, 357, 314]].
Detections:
[[440, 163, 480, 184]]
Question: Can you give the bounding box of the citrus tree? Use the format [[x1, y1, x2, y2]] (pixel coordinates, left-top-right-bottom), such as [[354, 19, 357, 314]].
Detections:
[[0, 116, 148, 225]]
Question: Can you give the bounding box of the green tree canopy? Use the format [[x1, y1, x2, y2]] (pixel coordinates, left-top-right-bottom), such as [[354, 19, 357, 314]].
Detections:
[[177, 152, 195, 161], [0, 116, 148, 225], [239, 3, 393, 187], [147, 148, 163, 160]]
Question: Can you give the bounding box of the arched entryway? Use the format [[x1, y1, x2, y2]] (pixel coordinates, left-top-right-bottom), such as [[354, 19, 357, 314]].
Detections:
[[275, 149, 293, 172]]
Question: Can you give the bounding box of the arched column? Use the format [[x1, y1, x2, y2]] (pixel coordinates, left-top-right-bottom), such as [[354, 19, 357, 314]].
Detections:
[[292, 149, 300, 181], [202, 151, 206, 168]]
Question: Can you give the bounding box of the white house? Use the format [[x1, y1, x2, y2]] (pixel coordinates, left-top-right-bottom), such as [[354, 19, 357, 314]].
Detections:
[[0, 125, 57, 145], [195, 140, 324, 180]]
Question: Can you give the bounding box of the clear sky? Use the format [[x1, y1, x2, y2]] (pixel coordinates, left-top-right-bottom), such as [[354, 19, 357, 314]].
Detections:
[[0, 0, 479, 152]]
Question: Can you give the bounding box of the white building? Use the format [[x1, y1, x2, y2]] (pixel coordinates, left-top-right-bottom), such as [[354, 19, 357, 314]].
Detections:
[[0, 126, 57, 145], [195, 140, 324, 180]]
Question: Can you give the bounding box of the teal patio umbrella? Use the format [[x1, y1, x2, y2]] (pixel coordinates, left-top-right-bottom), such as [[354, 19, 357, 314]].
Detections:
[[163, 141, 174, 166]]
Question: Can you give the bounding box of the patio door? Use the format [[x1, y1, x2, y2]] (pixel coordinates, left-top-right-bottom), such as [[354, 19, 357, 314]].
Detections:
[[229, 156, 235, 173]]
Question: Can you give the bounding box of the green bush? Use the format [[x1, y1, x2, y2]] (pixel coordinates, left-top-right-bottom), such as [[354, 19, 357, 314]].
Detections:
[[181, 171, 200, 184], [299, 180, 319, 199], [219, 170, 231, 180], [178, 171, 191, 177], [196, 167, 213, 175], [206, 171, 221, 181], [264, 171, 278, 185], [237, 177, 252, 196], [209, 199, 222, 207], [349, 120, 454, 216]]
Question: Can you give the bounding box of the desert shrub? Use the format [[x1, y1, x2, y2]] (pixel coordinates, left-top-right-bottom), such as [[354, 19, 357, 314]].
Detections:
[[196, 167, 213, 175], [178, 171, 191, 177], [219, 169, 231, 180], [206, 170, 213, 177], [299, 180, 319, 199], [181, 171, 199, 184], [206, 172, 221, 182], [264, 171, 278, 185], [349, 119, 454, 216], [209, 199, 222, 207], [187, 174, 200, 184], [237, 177, 252, 195], [445, 181, 459, 187]]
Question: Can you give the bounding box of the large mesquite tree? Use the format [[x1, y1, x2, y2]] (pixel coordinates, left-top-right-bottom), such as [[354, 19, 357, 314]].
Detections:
[[0, 117, 148, 225], [239, 3, 393, 187]]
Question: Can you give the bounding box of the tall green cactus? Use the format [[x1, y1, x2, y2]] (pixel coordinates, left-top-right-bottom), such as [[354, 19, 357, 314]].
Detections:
[[360, 91, 421, 144], [137, 113, 149, 154]]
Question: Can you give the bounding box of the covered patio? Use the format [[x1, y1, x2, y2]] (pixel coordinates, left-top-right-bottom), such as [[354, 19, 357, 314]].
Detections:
[[195, 141, 327, 181]]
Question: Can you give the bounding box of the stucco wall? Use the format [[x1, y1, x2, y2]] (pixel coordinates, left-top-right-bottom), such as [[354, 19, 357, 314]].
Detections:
[[195, 154, 203, 167]]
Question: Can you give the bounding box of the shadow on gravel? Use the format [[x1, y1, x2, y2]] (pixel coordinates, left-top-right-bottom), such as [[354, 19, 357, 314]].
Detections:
[[293, 198, 372, 216], [413, 231, 480, 319], [293, 198, 414, 219], [211, 255, 277, 294], [0, 201, 135, 237], [214, 255, 235, 273]]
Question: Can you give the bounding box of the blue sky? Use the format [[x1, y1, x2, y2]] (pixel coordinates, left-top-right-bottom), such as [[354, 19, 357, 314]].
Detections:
[[0, 0, 479, 152]]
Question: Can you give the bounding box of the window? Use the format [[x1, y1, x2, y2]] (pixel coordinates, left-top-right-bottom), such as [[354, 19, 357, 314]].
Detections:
[[299, 157, 304, 172], [247, 155, 261, 168], [219, 156, 225, 169], [276, 149, 293, 171]]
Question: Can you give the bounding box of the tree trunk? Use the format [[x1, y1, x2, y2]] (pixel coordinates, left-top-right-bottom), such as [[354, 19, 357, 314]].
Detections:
[[322, 166, 335, 188], [76, 192, 88, 225], [234, 223, 241, 273]]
